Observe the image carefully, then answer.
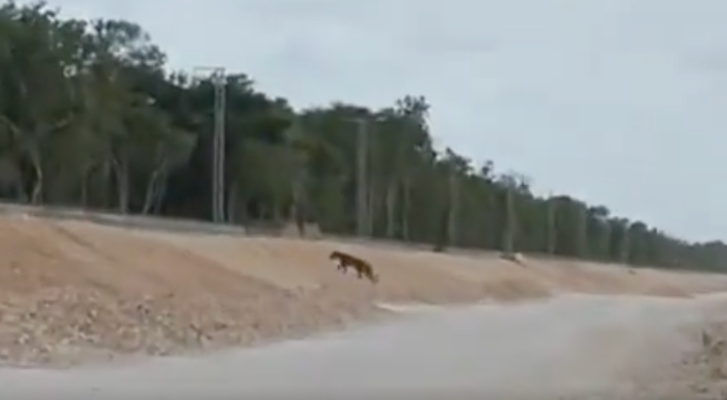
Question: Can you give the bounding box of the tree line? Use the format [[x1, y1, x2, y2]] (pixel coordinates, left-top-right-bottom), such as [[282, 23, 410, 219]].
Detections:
[[1, 1, 726, 271]]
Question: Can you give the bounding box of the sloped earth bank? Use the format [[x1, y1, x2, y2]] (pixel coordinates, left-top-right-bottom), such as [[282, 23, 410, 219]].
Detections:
[[0, 213, 727, 370]]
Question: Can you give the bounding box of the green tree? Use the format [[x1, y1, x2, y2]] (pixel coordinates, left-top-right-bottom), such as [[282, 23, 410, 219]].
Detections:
[[0, 1, 725, 273]]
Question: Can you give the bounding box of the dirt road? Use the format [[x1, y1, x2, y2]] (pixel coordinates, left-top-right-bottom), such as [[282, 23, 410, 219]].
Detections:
[[0, 292, 722, 399], [0, 212, 726, 397], [3, 213, 725, 367]]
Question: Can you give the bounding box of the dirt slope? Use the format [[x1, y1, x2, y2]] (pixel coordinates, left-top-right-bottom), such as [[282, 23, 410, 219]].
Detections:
[[0, 213, 726, 367]]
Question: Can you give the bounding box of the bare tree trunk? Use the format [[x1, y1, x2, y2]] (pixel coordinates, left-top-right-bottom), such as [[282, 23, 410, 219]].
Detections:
[[577, 206, 588, 258], [80, 170, 89, 207], [117, 174, 129, 213], [620, 227, 630, 264], [355, 120, 368, 237], [433, 191, 449, 252], [401, 177, 411, 241], [153, 174, 168, 214], [26, 119, 74, 205], [503, 185, 515, 254], [16, 180, 26, 203], [113, 158, 129, 214], [600, 221, 611, 261], [226, 181, 238, 223], [97, 162, 112, 210], [366, 178, 377, 236], [142, 171, 159, 214], [272, 200, 282, 224], [290, 177, 306, 236], [446, 168, 459, 246], [385, 180, 398, 238], [142, 166, 166, 215], [546, 196, 556, 254], [29, 150, 43, 204]]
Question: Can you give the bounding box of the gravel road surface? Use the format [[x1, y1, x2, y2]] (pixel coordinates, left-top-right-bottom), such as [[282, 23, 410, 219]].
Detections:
[[0, 292, 718, 399]]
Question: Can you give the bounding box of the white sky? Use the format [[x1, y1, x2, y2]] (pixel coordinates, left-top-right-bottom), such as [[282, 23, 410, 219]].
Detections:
[[36, 0, 727, 242]]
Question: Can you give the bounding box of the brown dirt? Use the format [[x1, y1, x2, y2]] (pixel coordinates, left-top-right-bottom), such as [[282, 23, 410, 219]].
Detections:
[[1, 213, 726, 367]]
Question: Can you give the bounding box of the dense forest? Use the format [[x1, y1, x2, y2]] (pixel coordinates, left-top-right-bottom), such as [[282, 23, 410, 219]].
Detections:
[[1, 1, 726, 271]]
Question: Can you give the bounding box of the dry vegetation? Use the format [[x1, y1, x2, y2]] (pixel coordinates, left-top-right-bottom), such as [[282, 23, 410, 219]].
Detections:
[[1, 213, 727, 369]]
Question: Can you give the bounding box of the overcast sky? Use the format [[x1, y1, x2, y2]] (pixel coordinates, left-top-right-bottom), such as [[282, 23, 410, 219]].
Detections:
[[39, 0, 727, 242]]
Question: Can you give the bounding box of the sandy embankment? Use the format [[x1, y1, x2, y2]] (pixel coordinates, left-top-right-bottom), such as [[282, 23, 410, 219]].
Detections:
[[0, 213, 726, 367]]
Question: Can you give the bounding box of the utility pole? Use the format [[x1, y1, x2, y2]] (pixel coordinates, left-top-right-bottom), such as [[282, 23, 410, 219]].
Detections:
[[353, 118, 368, 237], [600, 215, 611, 260], [577, 204, 588, 258], [503, 182, 514, 254], [346, 115, 388, 238], [620, 222, 630, 264], [447, 158, 459, 247], [546, 191, 557, 255], [193, 66, 226, 223]]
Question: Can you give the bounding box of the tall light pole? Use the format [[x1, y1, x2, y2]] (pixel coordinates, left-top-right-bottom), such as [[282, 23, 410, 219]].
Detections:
[[193, 66, 226, 223]]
